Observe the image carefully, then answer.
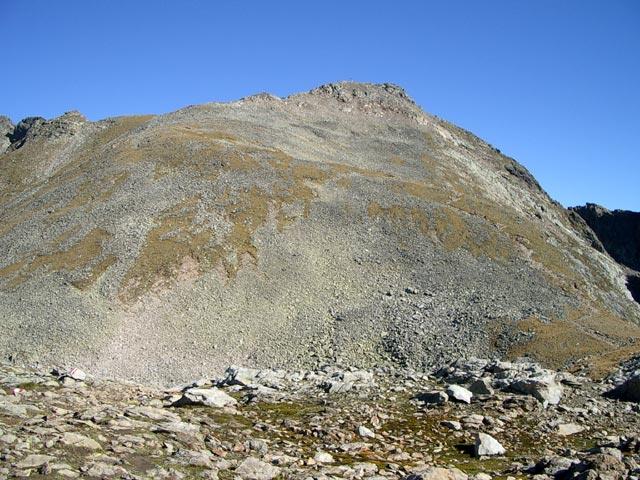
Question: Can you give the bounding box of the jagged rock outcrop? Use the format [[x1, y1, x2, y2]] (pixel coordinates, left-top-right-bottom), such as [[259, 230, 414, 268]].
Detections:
[[0, 116, 13, 154], [1, 82, 639, 386], [572, 203, 640, 271]]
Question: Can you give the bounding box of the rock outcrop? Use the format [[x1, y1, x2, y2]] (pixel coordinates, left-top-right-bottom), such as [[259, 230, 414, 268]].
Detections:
[[572, 203, 640, 272]]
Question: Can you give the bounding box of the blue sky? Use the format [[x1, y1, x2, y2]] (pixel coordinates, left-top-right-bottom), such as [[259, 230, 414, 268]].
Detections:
[[3, 1, 639, 211]]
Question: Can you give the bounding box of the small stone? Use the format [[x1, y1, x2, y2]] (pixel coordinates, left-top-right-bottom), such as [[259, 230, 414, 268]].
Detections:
[[441, 420, 462, 431], [474, 433, 505, 457], [357, 425, 376, 438], [314, 451, 335, 463]]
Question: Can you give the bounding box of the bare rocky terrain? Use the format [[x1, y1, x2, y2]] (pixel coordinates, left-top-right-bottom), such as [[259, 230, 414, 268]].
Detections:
[[0, 82, 639, 387], [2, 81, 640, 479], [2, 358, 640, 479]]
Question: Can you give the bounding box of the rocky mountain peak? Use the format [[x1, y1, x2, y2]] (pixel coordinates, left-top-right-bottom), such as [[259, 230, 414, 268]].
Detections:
[[288, 81, 425, 123], [2, 110, 89, 151]]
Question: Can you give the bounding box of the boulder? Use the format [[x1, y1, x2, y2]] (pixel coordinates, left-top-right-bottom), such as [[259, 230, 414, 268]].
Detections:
[[606, 374, 640, 402], [446, 384, 473, 403], [15, 454, 56, 469], [556, 423, 585, 436], [468, 378, 495, 395], [61, 432, 101, 450], [235, 457, 281, 480], [474, 433, 505, 457], [510, 374, 563, 405], [416, 391, 449, 404], [225, 366, 262, 386], [404, 466, 468, 480], [357, 425, 376, 438], [314, 451, 335, 463], [173, 387, 237, 408]]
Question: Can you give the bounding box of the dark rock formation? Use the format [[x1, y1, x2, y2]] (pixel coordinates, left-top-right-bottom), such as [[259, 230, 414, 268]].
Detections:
[[8, 116, 45, 147], [571, 203, 640, 272]]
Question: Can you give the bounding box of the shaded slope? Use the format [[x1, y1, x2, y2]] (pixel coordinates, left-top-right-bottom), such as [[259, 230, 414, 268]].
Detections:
[[0, 82, 638, 385]]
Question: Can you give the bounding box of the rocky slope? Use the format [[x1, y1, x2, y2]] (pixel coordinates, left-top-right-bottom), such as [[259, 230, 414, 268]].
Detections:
[[1, 82, 639, 386]]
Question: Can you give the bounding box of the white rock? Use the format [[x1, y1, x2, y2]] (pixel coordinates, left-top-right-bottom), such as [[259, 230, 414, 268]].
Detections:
[[446, 385, 473, 403], [474, 433, 506, 456], [67, 368, 87, 381], [556, 423, 585, 436], [357, 425, 376, 438], [314, 451, 335, 463], [61, 432, 101, 450], [176, 387, 237, 408], [16, 454, 56, 469]]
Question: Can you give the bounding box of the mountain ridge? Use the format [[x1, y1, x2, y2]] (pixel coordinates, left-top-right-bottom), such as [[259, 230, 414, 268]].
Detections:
[[0, 82, 638, 386]]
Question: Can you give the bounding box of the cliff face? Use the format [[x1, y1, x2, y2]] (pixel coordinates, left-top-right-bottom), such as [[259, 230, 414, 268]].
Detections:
[[571, 203, 640, 272], [1, 82, 639, 385], [571, 203, 640, 304]]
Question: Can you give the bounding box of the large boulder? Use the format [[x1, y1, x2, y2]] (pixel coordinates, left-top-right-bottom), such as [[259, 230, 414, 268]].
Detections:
[[606, 374, 640, 402], [172, 387, 237, 408], [510, 374, 563, 405], [474, 433, 506, 457], [446, 384, 473, 403]]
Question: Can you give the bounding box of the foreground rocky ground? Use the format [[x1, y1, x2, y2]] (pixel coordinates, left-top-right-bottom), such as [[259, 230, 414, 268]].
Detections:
[[2, 358, 640, 479]]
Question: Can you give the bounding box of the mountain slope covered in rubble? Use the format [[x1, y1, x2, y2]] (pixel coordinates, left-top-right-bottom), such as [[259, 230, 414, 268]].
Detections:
[[0, 82, 638, 386]]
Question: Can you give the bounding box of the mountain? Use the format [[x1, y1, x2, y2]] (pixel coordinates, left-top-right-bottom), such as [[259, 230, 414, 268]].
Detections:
[[1, 82, 638, 386]]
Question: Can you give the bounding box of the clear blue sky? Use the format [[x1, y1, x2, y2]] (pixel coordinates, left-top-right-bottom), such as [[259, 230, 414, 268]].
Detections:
[[3, 1, 639, 211]]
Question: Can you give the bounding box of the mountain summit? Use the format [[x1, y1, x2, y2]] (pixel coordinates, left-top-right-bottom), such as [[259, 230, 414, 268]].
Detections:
[[1, 82, 638, 385]]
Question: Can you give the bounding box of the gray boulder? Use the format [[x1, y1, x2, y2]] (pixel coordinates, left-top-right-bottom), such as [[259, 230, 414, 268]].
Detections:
[[474, 433, 506, 457], [469, 378, 495, 395], [510, 374, 563, 405], [235, 457, 281, 480], [446, 384, 473, 403], [404, 466, 468, 480], [416, 391, 449, 404], [606, 374, 640, 402], [172, 387, 237, 408]]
